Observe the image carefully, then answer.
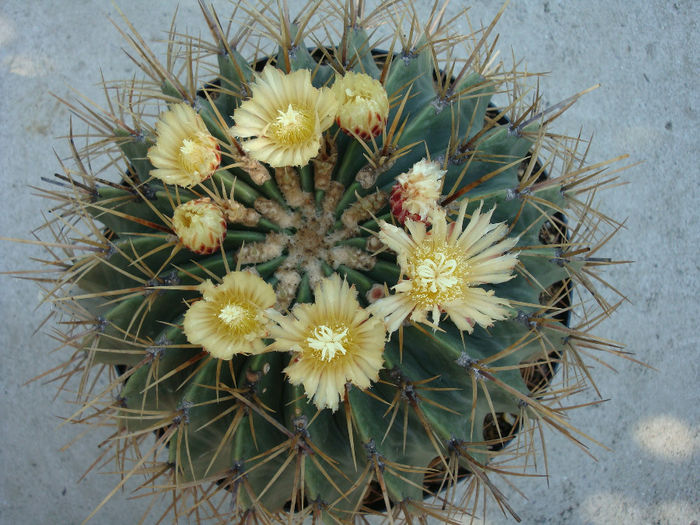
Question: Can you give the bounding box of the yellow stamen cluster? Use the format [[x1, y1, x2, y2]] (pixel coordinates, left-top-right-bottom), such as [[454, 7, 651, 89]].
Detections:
[[267, 104, 314, 144], [409, 247, 466, 307], [307, 325, 350, 362]]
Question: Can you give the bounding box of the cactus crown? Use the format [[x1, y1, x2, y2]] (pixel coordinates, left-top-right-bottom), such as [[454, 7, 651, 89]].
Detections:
[[23, 0, 632, 522]]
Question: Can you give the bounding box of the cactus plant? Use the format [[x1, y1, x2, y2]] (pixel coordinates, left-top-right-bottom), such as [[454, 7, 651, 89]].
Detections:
[[21, 0, 632, 522]]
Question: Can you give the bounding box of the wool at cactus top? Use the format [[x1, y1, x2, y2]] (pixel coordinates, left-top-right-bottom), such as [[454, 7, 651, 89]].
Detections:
[[15, 1, 632, 523]]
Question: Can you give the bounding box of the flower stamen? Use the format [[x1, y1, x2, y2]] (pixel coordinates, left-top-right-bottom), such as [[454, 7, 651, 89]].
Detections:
[[267, 104, 314, 144], [415, 252, 459, 294], [218, 303, 249, 326], [307, 325, 349, 361]]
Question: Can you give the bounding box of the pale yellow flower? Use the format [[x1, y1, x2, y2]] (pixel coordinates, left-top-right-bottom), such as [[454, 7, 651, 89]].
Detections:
[[268, 274, 385, 412], [148, 103, 221, 187], [171, 198, 227, 254], [370, 201, 519, 334], [183, 271, 276, 360], [332, 71, 389, 140], [230, 66, 337, 167], [390, 159, 446, 224]]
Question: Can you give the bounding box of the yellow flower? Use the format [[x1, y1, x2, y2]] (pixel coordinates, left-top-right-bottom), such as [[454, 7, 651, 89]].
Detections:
[[230, 66, 337, 167], [183, 271, 276, 360], [370, 201, 519, 334], [171, 198, 227, 254], [268, 274, 385, 412], [148, 103, 221, 187], [332, 71, 389, 140], [390, 159, 446, 224]]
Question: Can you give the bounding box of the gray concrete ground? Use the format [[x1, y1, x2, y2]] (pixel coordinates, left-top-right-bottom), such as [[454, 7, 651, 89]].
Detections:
[[0, 1, 698, 523]]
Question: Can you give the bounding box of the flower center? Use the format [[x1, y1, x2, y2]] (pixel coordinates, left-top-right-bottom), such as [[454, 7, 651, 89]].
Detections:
[[306, 324, 349, 362], [218, 302, 248, 325], [267, 104, 315, 144], [416, 253, 458, 293], [216, 299, 267, 343], [177, 208, 196, 228], [407, 245, 468, 307], [179, 133, 219, 176]]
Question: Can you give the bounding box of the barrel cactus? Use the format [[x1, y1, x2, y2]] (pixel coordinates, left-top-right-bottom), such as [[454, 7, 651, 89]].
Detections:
[[28, 0, 629, 522]]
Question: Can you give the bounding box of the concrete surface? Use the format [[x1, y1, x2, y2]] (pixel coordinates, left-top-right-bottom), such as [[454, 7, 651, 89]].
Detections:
[[0, 1, 697, 524]]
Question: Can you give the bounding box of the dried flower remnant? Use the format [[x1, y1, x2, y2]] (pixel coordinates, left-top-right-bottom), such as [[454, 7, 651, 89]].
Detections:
[[147, 103, 221, 187], [183, 271, 276, 360], [230, 66, 337, 167], [390, 158, 446, 225], [371, 201, 519, 334], [268, 274, 385, 412]]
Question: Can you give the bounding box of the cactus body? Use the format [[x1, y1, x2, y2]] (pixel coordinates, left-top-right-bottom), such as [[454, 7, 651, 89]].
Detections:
[[28, 1, 628, 522]]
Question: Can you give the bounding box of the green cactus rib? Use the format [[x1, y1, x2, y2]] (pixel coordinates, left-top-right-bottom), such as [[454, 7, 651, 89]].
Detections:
[[28, 3, 629, 523]]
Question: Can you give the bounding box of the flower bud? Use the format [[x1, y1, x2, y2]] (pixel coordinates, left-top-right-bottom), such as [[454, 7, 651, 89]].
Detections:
[[332, 71, 389, 140], [171, 198, 227, 254]]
